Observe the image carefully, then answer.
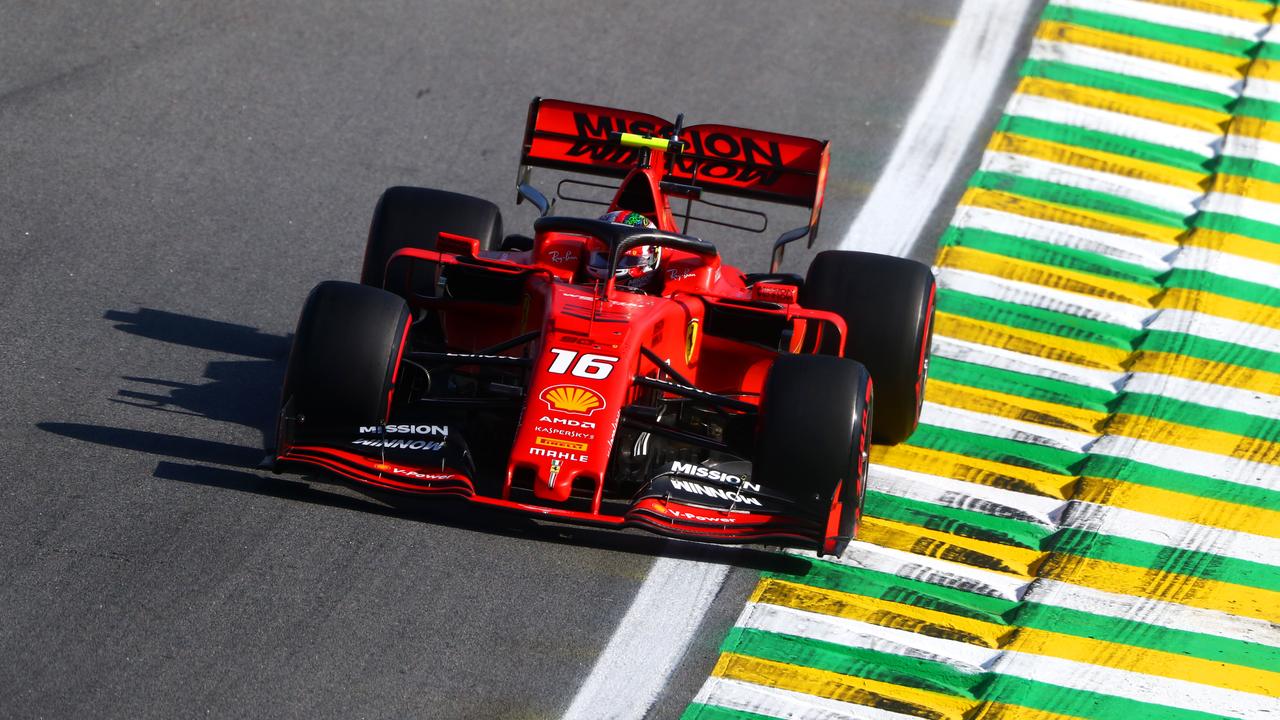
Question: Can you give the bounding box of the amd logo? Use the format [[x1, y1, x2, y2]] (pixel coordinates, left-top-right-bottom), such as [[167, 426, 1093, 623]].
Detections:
[[540, 415, 596, 429]]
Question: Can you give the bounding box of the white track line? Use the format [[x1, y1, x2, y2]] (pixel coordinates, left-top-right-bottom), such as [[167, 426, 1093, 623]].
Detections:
[[560, 554, 731, 720], [840, 0, 1037, 256], [560, 2, 1035, 717]]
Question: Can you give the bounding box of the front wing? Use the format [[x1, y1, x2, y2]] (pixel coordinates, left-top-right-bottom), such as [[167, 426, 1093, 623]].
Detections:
[[273, 443, 830, 549]]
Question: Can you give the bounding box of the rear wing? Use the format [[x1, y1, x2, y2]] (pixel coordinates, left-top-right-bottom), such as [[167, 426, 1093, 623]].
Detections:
[[518, 98, 829, 268]]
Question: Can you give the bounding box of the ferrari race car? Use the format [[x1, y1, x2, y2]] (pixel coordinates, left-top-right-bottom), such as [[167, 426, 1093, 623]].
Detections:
[[269, 98, 935, 556]]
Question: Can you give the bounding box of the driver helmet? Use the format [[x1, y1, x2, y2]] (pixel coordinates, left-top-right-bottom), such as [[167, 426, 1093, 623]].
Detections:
[[586, 210, 662, 286]]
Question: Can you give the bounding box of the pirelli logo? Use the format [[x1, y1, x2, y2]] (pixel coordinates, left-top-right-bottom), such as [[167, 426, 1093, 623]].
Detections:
[[535, 436, 589, 452]]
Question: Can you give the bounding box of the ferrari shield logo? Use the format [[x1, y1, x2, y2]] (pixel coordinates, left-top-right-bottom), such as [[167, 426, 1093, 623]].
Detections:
[[548, 459, 562, 488], [685, 319, 700, 364]]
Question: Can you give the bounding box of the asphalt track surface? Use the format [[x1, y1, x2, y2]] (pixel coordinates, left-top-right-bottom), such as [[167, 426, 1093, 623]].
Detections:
[[0, 2, 1035, 717]]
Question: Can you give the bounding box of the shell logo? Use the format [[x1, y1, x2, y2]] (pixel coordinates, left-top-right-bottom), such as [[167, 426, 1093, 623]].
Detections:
[[540, 384, 605, 416]]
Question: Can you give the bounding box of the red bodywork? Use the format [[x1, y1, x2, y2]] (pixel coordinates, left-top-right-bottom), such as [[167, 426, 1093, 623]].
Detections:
[[277, 99, 853, 549]]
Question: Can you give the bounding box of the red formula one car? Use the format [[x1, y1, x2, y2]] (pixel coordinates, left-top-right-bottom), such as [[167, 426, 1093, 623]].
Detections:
[[270, 98, 934, 556]]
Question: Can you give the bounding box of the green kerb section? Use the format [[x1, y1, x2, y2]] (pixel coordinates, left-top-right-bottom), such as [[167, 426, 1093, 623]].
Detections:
[[939, 226, 1165, 284], [909, 425, 1083, 477], [1111, 392, 1280, 441], [930, 355, 1113, 411], [938, 290, 1140, 348], [1079, 454, 1280, 511], [1021, 59, 1238, 112], [968, 171, 1190, 228], [996, 114, 1213, 171], [1041, 4, 1258, 56]]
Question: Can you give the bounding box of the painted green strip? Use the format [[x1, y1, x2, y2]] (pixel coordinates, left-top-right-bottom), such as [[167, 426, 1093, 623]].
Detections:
[[1216, 153, 1280, 184], [930, 355, 1113, 412], [1138, 329, 1280, 371], [1021, 58, 1237, 113], [1254, 39, 1280, 60], [725, 628, 980, 696], [941, 226, 1164, 284], [1111, 392, 1280, 440], [997, 115, 1212, 173], [865, 491, 1051, 549], [766, 558, 1016, 622], [910, 424, 1084, 477], [1011, 602, 1280, 673], [938, 289, 1139, 349], [1162, 269, 1280, 308], [1041, 4, 1258, 57], [977, 672, 1235, 720], [1047, 528, 1280, 592], [968, 171, 1190, 228], [1077, 454, 1280, 511], [1195, 211, 1280, 245], [1233, 96, 1280, 123]]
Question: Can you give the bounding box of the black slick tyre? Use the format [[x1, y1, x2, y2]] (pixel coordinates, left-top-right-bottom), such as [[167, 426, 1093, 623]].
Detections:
[[281, 280, 411, 426], [799, 250, 935, 445], [753, 354, 873, 557], [360, 186, 504, 297]]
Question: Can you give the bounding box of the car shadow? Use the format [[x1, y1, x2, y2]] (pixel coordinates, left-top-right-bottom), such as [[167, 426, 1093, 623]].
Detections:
[[35, 307, 804, 572]]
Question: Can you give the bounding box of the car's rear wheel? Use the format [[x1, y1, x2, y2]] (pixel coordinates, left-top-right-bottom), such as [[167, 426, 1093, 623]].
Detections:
[[799, 250, 934, 445], [281, 280, 411, 427], [361, 186, 504, 298], [753, 354, 873, 557]]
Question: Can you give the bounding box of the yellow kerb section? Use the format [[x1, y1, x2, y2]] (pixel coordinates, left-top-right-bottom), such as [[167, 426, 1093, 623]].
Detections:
[[1160, 287, 1280, 330], [1228, 115, 1280, 143], [1076, 476, 1280, 539], [1016, 76, 1231, 133], [753, 578, 1009, 646], [935, 313, 1131, 370], [989, 132, 1208, 191], [1103, 413, 1280, 464], [871, 445, 1077, 499], [1242, 57, 1280, 81], [713, 653, 981, 720], [1040, 553, 1280, 621], [926, 380, 1106, 434], [1212, 171, 1280, 203], [858, 517, 1044, 578], [1036, 21, 1248, 77], [1182, 228, 1280, 266], [1139, 0, 1275, 22], [960, 188, 1185, 244], [937, 245, 1159, 306], [1125, 351, 1280, 395]]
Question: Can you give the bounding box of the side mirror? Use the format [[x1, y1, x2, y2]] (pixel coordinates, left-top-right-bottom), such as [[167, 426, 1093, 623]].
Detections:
[[517, 182, 553, 216]]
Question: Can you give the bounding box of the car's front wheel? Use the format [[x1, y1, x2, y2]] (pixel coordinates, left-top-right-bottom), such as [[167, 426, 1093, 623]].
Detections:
[[753, 354, 873, 557], [280, 280, 411, 428]]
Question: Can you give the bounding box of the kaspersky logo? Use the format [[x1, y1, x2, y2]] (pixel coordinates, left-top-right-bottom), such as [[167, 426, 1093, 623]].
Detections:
[[540, 385, 605, 416]]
